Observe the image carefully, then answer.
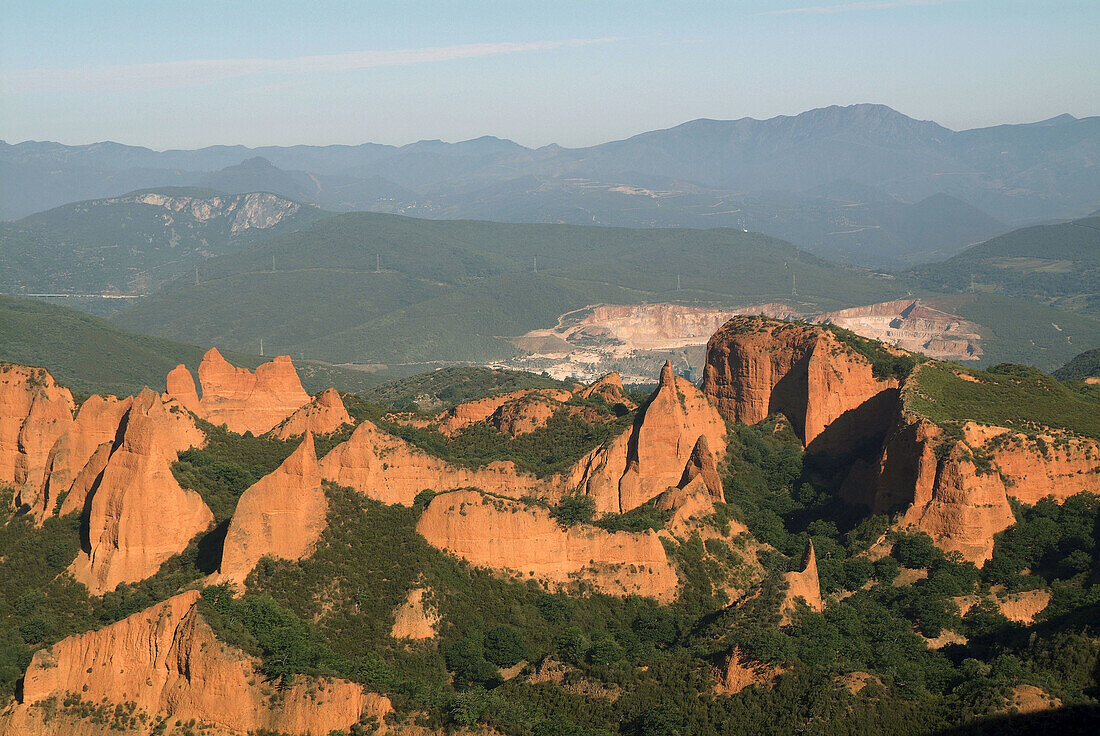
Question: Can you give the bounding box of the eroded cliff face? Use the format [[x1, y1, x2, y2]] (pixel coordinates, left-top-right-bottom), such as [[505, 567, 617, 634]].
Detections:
[[817, 299, 982, 361], [569, 362, 727, 514], [1, 364, 74, 511], [122, 191, 302, 233], [1, 591, 391, 736], [320, 419, 547, 506], [166, 349, 311, 435], [32, 395, 133, 523], [269, 388, 353, 440], [416, 489, 679, 601], [702, 317, 898, 454], [69, 389, 212, 595], [218, 433, 327, 585], [844, 405, 1099, 564], [781, 541, 824, 622]]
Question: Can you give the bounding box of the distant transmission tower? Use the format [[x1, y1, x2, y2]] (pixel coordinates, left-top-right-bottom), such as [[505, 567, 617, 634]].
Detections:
[[533, 255, 538, 274], [376, 253, 381, 273], [259, 338, 264, 356]]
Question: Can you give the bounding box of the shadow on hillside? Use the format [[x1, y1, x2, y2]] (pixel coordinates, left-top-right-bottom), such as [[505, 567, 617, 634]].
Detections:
[[932, 704, 1100, 735]]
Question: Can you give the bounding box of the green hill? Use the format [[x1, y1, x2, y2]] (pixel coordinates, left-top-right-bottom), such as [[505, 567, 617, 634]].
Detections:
[[906, 360, 1100, 440], [1054, 347, 1100, 381], [0, 188, 326, 296], [911, 217, 1100, 316], [0, 294, 385, 396], [112, 212, 907, 366]]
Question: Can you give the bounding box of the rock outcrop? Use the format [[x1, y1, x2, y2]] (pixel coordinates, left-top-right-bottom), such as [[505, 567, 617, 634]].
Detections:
[[417, 489, 679, 601], [320, 419, 546, 506], [69, 389, 212, 595], [391, 587, 440, 640], [32, 395, 133, 522], [1, 364, 74, 510], [714, 647, 781, 695], [166, 349, 311, 435], [703, 317, 899, 453], [269, 388, 353, 440], [842, 403, 1099, 565], [580, 372, 636, 409], [817, 299, 982, 361], [573, 362, 727, 513], [781, 541, 824, 621], [3, 591, 391, 736], [218, 434, 327, 585]]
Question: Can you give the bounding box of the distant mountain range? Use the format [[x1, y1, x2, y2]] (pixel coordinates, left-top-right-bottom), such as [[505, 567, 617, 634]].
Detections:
[[5, 104, 1097, 268]]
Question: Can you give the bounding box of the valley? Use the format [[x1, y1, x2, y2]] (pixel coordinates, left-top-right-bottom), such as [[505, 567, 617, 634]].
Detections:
[[1, 314, 1098, 735]]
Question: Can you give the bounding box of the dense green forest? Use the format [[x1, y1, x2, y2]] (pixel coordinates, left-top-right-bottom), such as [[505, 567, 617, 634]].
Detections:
[[3, 371, 1097, 734], [1054, 347, 1100, 381]]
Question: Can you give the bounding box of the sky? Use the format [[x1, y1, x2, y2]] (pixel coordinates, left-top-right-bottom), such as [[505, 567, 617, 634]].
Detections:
[[1, 0, 1098, 149]]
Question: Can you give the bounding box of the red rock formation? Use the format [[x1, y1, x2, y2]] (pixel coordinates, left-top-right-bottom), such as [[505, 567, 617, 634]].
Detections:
[[166, 349, 311, 435], [842, 407, 1091, 565], [490, 393, 557, 436], [962, 422, 1100, 504], [320, 419, 546, 506], [1, 364, 74, 510], [678, 434, 724, 501], [896, 442, 1015, 563], [32, 395, 132, 522], [580, 372, 636, 409], [270, 387, 353, 440], [69, 389, 212, 594], [556, 365, 727, 515], [218, 433, 327, 585], [417, 489, 679, 601], [4, 591, 391, 735], [391, 587, 440, 640], [702, 317, 899, 453], [165, 363, 200, 412], [714, 647, 780, 695], [781, 541, 823, 621]]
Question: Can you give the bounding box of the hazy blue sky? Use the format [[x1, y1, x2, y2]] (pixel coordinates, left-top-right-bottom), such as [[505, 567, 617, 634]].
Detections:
[[2, 0, 1098, 149]]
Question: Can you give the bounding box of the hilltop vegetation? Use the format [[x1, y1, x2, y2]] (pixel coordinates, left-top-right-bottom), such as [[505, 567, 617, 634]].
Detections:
[[1054, 347, 1100, 381], [359, 366, 569, 410], [905, 361, 1100, 440]]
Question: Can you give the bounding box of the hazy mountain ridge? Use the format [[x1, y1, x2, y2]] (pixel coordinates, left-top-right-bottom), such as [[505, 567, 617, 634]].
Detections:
[[5, 104, 1096, 267]]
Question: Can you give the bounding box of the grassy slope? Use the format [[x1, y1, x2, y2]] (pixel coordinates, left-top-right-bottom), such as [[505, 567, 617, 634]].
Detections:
[[111, 212, 907, 364], [905, 361, 1100, 440], [0, 294, 385, 396]]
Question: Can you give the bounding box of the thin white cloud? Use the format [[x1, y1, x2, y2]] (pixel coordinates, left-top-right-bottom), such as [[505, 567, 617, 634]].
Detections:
[[2, 38, 620, 94], [761, 0, 963, 16]]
